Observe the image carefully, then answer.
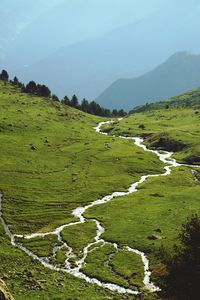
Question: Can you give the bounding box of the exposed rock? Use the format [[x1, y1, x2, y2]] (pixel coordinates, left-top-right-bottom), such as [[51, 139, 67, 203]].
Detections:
[[154, 228, 162, 233], [30, 145, 37, 151], [0, 279, 15, 300], [24, 278, 42, 290], [138, 124, 145, 130], [192, 170, 200, 182], [147, 235, 164, 240], [38, 280, 46, 284], [104, 143, 111, 150]]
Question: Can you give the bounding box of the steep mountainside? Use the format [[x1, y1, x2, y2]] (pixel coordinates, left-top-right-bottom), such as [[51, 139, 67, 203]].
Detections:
[[96, 52, 200, 110]]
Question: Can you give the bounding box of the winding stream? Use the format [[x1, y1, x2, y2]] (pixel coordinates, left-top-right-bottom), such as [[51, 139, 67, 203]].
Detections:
[[0, 120, 198, 296]]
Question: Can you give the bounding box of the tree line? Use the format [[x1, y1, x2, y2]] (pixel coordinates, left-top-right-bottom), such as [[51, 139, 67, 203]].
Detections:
[[61, 95, 126, 117], [0, 69, 127, 118]]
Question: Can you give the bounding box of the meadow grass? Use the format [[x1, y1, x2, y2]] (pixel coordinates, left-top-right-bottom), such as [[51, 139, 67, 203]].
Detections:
[[61, 220, 97, 256], [85, 166, 200, 282], [1, 223, 137, 300], [15, 234, 60, 257], [51, 246, 68, 266], [83, 243, 129, 288], [0, 82, 163, 236], [110, 249, 144, 288], [0, 82, 164, 299], [82, 243, 144, 290], [102, 108, 200, 164], [1, 82, 199, 299]]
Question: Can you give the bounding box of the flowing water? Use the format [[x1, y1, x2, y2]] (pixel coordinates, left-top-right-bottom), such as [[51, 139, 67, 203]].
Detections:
[[0, 120, 198, 296]]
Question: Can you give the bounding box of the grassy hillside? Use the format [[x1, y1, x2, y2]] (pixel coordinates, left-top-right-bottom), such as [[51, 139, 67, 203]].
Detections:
[[102, 107, 200, 165], [85, 166, 200, 263], [0, 82, 164, 299], [98, 102, 200, 289], [131, 87, 200, 113]]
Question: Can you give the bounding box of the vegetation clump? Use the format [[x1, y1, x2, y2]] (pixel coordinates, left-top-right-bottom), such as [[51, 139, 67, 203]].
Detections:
[[0, 70, 9, 82], [160, 214, 200, 300], [184, 154, 200, 165], [146, 133, 186, 152]]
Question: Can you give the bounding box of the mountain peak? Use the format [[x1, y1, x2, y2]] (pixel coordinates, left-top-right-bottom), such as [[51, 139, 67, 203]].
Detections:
[[96, 52, 200, 110]]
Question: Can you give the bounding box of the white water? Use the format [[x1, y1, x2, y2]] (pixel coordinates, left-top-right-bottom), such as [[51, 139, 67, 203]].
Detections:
[[0, 119, 199, 296]]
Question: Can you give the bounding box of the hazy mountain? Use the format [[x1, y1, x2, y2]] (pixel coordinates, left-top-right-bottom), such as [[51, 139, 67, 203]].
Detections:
[[0, 0, 61, 63], [96, 52, 200, 110], [1, 0, 199, 103], [4, 0, 162, 70], [14, 0, 200, 101]]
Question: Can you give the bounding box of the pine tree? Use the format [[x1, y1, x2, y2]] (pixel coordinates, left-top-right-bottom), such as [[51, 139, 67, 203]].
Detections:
[[0, 70, 9, 82], [52, 94, 59, 101], [37, 84, 51, 98], [62, 96, 71, 106], [25, 81, 37, 94], [81, 98, 89, 112], [71, 95, 79, 108], [112, 109, 118, 117], [118, 109, 126, 117], [13, 76, 19, 86]]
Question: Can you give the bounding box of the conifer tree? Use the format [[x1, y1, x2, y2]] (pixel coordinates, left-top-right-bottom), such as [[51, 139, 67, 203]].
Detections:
[[71, 95, 79, 108], [13, 76, 19, 86], [62, 96, 71, 106], [25, 81, 37, 94], [0, 69, 9, 82]]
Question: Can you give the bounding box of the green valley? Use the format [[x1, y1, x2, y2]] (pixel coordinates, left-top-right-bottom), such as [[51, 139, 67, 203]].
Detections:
[[0, 81, 199, 299], [102, 106, 200, 165], [0, 81, 164, 299]]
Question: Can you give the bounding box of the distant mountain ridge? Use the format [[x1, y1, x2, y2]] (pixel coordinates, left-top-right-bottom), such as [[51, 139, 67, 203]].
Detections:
[[96, 52, 200, 110], [0, 0, 60, 63], [5, 0, 161, 70], [15, 0, 200, 101]]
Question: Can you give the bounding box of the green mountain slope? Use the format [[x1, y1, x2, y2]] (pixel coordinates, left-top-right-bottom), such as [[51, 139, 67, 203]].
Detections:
[[0, 82, 199, 299], [131, 87, 200, 113], [102, 104, 200, 165], [96, 52, 200, 110], [99, 98, 200, 296], [0, 82, 165, 299]]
